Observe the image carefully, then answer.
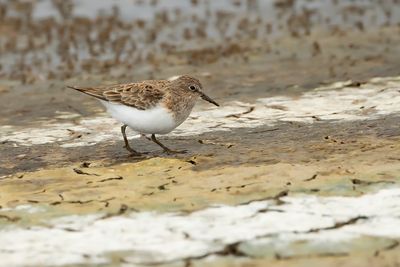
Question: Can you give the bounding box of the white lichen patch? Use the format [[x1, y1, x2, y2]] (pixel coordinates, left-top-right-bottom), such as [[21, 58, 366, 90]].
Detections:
[[0, 188, 400, 266], [0, 77, 399, 147], [4, 205, 46, 214]]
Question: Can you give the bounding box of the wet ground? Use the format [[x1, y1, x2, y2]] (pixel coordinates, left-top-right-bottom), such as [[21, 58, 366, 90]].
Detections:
[[0, 1, 400, 266]]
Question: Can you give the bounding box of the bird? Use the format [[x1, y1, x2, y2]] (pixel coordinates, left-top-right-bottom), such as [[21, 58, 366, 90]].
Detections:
[[67, 75, 219, 156]]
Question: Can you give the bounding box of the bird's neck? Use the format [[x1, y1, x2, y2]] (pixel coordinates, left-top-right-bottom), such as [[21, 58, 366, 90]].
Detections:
[[165, 92, 197, 123]]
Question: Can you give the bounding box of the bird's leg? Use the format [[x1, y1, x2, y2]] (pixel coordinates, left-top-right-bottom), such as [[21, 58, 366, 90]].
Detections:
[[121, 125, 141, 156], [151, 134, 187, 154], [140, 134, 152, 141]]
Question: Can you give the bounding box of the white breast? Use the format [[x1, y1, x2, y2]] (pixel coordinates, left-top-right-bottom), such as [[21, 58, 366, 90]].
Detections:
[[101, 101, 178, 134]]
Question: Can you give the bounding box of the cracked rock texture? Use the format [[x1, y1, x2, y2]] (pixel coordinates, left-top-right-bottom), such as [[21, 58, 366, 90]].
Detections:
[[0, 1, 400, 266]]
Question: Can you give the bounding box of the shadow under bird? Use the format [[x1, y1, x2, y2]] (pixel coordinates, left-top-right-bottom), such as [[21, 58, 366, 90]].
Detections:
[[67, 75, 219, 155]]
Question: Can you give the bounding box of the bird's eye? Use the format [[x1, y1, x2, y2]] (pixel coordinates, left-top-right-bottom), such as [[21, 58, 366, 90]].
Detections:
[[189, 85, 196, 91]]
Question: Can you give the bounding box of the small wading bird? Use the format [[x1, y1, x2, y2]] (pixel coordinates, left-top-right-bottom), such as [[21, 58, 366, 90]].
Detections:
[[68, 75, 219, 156]]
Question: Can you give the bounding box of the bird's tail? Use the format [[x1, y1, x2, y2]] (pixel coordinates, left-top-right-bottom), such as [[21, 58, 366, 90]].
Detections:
[[66, 85, 106, 101], [67, 85, 86, 92]]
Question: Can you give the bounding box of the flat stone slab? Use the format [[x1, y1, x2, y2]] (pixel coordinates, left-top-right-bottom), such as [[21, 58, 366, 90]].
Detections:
[[0, 75, 399, 266]]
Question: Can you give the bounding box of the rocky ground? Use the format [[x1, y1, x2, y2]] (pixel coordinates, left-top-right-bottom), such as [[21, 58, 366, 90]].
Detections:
[[0, 1, 400, 266]]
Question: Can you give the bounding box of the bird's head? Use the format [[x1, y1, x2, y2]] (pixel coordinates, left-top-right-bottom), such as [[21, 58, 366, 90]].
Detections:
[[170, 75, 219, 107]]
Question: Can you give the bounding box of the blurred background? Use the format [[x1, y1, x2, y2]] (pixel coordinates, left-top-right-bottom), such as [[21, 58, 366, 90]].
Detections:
[[0, 0, 399, 82]]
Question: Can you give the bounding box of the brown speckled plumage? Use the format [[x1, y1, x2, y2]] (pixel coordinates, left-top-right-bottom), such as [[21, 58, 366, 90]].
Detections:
[[67, 75, 208, 116]]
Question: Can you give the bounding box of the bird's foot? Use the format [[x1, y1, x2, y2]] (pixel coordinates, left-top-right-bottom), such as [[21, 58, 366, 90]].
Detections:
[[124, 145, 146, 157]]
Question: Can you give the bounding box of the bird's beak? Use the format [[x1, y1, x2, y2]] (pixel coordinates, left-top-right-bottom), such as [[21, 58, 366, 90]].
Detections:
[[200, 92, 219, 106]]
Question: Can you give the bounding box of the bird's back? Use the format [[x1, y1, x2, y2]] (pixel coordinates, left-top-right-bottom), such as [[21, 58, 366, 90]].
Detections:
[[67, 80, 169, 110]]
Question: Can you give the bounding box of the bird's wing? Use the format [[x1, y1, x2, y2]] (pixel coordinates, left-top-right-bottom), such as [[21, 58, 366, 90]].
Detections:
[[68, 82, 166, 110]]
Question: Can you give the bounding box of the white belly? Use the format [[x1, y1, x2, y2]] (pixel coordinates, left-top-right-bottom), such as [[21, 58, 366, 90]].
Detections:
[[101, 101, 177, 134]]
